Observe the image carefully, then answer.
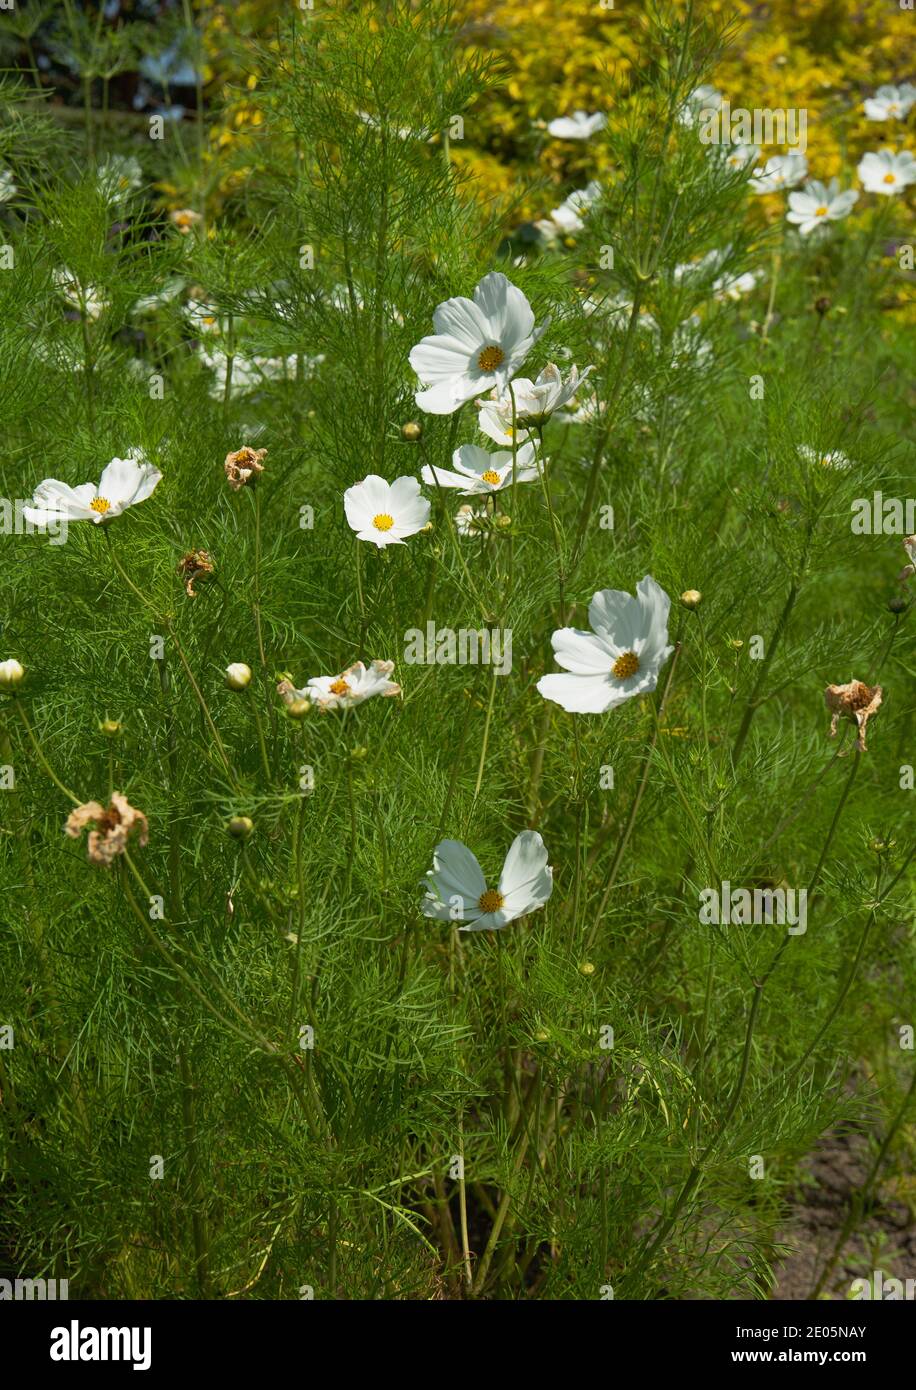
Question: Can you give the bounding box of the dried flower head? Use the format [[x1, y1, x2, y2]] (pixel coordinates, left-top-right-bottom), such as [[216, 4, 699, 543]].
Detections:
[[224, 446, 267, 491], [177, 549, 215, 598], [824, 680, 883, 753], [65, 792, 149, 866], [897, 535, 915, 584]]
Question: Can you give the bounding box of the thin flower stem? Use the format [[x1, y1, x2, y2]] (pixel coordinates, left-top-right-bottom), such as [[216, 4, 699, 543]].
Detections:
[[584, 640, 682, 951]]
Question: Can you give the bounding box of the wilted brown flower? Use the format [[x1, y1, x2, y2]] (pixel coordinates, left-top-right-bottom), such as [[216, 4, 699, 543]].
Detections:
[[177, 548, 215, 598], [224, 446, 267, 491], [897, 535, 915, 584], [65, 792, 149, 866], [824, 680, 883, 753]]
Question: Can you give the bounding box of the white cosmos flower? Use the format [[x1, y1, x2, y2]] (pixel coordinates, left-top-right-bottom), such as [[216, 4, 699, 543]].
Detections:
[[421, 831, 553, 931], [863, 84, 916, 121], [0, 169, 17, 204], [547, 111, 606, 140], [712, 268, 763, 301], [54, 268, 108, 320], [797, 444, 854, 472], [678, 85, 722, 128], [749, 152, 808, 194], [786, 179, 858, 235], [96, 155, 143, 202], [673, 247, 730, 284], [537, 575, 674, 714], [422, 442, 538, 495], [713, 140, 760, 173], [22, 451, 161, 527], [199, 346, 323, 398], [535, 181, 601, 240], [296, 660, 401, 711], [857, 148, 916, 195], [476, 364, 595, 443], [409, 272, 546, 415], [344, 474, 430, 546]]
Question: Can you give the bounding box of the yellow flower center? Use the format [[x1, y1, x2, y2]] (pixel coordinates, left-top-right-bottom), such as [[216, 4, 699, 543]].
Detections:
[[481, 470, 502, 486], [820, 455, 832, 467], [329, 678, 350, 696], [89, 496, 111, 515], [814, 205, 828, 216], [477, 345, 504, 372], [883, 172, 896, 185], [478, 888, 504, 913], [612, 651, 640, 679], [373, 513, 394, 531]]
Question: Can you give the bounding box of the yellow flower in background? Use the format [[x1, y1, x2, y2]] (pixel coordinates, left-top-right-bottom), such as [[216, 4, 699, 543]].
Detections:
[[197, 0, 911, 227]]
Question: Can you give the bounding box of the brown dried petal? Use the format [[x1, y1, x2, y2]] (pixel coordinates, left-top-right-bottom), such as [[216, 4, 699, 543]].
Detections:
[[824, 681, 883, 753]]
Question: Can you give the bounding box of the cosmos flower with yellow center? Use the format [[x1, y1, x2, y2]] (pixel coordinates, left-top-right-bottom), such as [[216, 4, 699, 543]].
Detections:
[[409, 272, 546, 415], [22, 452, 162, 529], [344, 474, 430, 547], [421, 831, 553, 931], [538, 575, 674, 714], [420, 442, 539, 495]]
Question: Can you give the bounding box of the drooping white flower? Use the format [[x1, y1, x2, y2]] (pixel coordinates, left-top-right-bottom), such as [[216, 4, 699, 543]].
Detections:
[[535, 181, 602, 240], [296, 660, 401, 711], [786, 179, 858, 235], [409, 272, 546, 415], [0, 169, 17, 204], [863, 84, 916, 122], [475, 364, 595, 444], [421, 442, 538, 495], [22, 452, 162, 528], [421, 831, 553, 931], [796, 445, 854, 472], [547, 111, 606, 140], [857, 148, 916, 196], [344, 474, 430, 547], [749, 152, 808, 194], [537, 575, 674, 714], [678, 85, 723, 128]]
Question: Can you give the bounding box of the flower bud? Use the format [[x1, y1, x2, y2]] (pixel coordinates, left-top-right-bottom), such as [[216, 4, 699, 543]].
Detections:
[[99, 718, 122, 738], [227, 815, 254, 839], [400, 421, 423, 442], [814, 296, 831, 317], [495, 514, 512, 530], [578, 960, 596, 977], [888, 595, 908, 614], [349, 745, 369, 763], [225, 662, 253, 691], [286, 698, 311, 719], [0, 659, 25, 690], [680, 589, 702, 610]]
